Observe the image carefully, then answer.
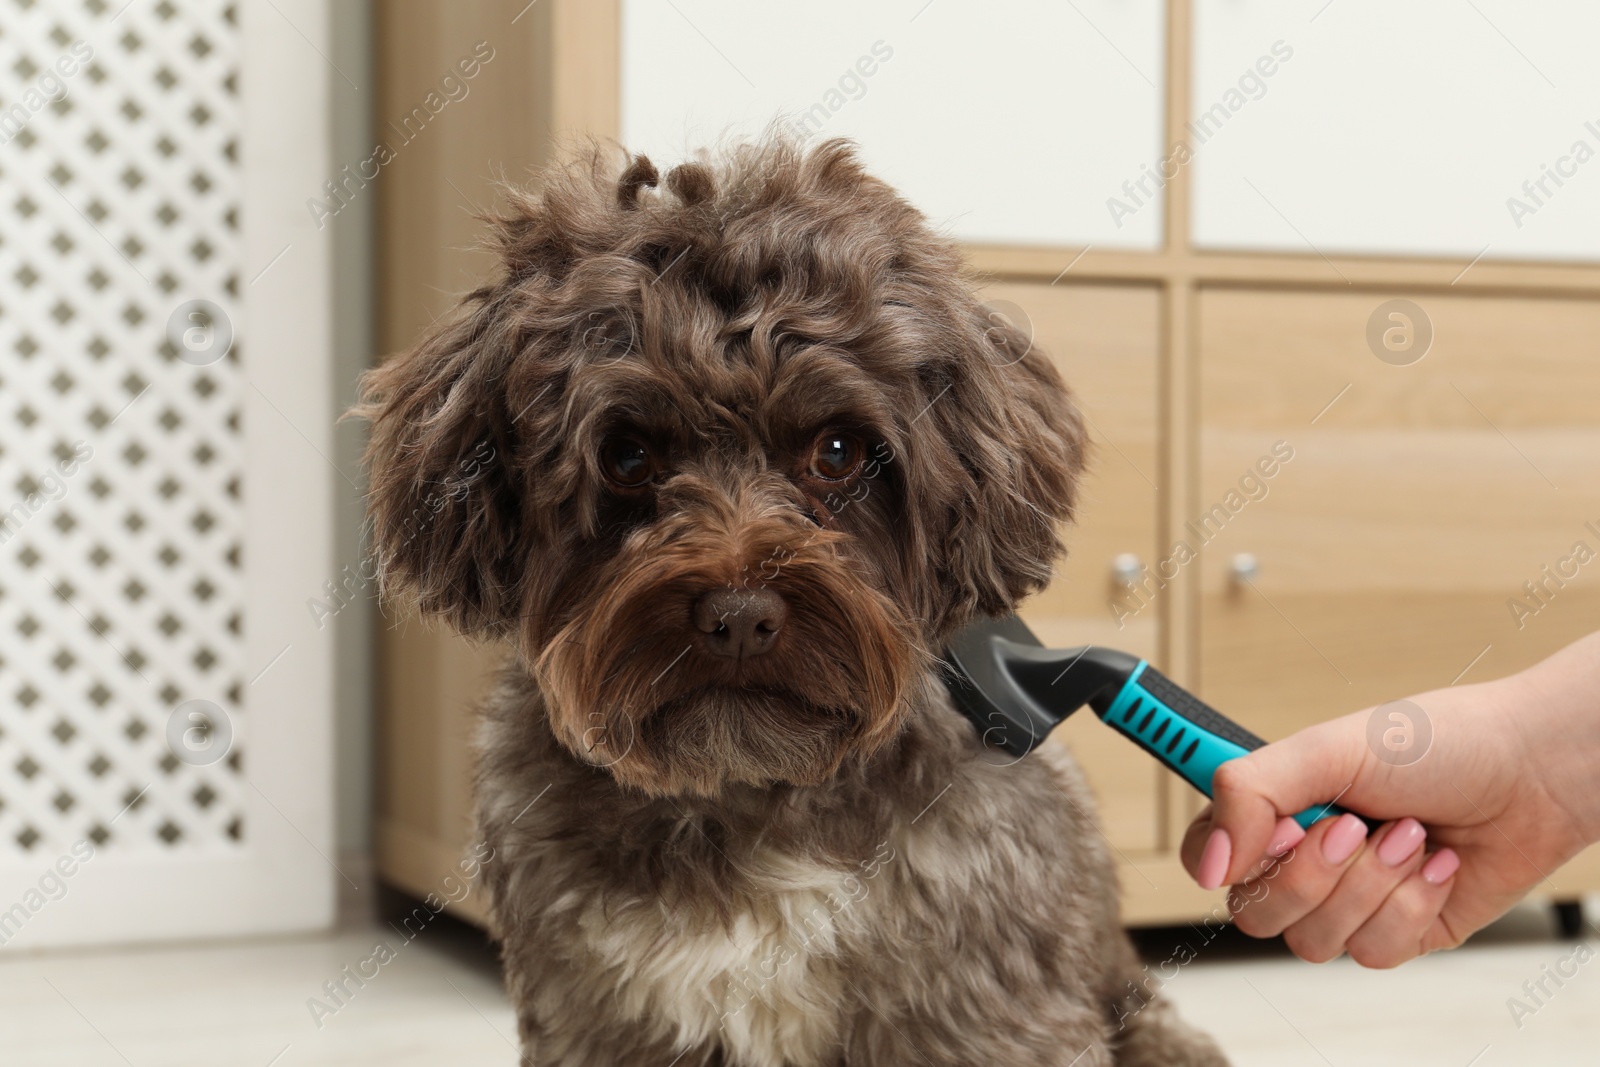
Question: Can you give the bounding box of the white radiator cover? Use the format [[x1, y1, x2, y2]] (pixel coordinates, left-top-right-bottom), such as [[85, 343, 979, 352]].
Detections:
[[0, 0, 339, 948]]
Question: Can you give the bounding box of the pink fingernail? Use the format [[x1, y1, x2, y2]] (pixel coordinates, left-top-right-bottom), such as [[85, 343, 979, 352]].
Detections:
[[1321, 813, 1368, 865], [1198, 828, 1232, 890], [1377, 817, 1426, 867], [1422, 848, 1460, 885], [1267, 816, 1306, 858]]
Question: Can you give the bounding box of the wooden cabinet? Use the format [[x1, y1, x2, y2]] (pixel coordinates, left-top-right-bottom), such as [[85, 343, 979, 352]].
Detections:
[[370, 0, 555, 925], [374, 612, 501, 926], [1198, 290, 1600, 729], [371, 0, 1600, 928], [1192, 289, 1600, 895], [621, 0, 1167, 249], [980, 282, 1166, 855], [1191, 0, 1600, 262]]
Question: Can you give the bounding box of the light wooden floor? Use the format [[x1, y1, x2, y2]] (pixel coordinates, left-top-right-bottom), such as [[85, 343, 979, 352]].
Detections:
[[2, 903, 1594, 1065]]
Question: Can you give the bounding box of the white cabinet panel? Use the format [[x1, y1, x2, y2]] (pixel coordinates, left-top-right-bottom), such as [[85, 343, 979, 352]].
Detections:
[[1193, 0, 1600, 262], [622, 0, 1166, 249]]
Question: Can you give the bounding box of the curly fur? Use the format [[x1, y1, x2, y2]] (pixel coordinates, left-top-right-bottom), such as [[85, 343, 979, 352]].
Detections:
[[358, 135, 1226, 1066]]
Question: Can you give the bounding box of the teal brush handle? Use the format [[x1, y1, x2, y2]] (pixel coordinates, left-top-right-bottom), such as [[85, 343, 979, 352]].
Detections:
[[1100, 662, 1366, 831]]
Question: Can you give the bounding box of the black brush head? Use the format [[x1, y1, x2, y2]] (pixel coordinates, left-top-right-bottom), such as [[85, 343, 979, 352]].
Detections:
[[941, 615, 1141, 756]]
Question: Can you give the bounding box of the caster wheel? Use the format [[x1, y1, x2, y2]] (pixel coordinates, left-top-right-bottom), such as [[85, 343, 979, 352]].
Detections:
[[1553, 900, 1586, 940]]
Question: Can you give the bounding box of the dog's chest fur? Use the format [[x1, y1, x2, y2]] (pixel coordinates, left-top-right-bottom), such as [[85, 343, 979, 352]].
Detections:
[[474, 669, 1139, 1066], [573, 847, 865, 1067], [475, 673, 919, 1066]]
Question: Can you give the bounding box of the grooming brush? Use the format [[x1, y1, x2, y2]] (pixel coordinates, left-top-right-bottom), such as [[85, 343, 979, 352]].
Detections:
[[942, 614, 1371, 830]]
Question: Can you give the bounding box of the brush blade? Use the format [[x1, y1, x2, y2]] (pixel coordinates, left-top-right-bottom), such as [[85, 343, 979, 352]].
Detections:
[[941, 615, 1062, 757]]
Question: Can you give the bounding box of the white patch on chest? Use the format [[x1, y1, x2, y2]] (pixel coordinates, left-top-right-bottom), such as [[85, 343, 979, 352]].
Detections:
[[574, 851, 870, 1067]]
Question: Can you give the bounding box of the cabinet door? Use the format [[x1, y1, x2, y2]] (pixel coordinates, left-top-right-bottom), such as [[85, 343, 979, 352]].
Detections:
[[1198, 289, 1600, 739], [621, 0, 1167, 249], [1192, 0, 1600, 262], [980, 282, 1164, 854]]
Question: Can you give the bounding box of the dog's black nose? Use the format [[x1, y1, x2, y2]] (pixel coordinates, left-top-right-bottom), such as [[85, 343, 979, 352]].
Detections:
[[692, 587, 787, 659]]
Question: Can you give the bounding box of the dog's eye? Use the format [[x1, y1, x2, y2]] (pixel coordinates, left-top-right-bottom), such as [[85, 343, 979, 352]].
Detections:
[[808, 432, 864, 481], [600, 436, 654, 488]]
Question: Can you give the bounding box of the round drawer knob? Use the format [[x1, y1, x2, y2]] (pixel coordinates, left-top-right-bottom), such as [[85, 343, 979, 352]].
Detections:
[[1229, 552, 1260, 584], [1111, 553, 1145, 587]]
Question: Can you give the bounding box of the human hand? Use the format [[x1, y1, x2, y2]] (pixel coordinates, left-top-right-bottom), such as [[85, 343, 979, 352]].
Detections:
[[1179, 635, 1600, 967]]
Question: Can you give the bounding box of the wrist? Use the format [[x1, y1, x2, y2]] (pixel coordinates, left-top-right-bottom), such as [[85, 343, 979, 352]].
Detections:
[[1502, 639, 1600, 849]]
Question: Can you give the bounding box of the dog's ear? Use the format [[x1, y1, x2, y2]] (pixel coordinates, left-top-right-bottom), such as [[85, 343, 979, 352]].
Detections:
[[354, 144, 655, 636], [915, 303, 1089, 632], [355, 303, 522, 637]]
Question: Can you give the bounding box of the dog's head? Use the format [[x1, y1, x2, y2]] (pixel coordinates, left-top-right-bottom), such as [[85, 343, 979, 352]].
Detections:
[[358, 138, 1086, 798]]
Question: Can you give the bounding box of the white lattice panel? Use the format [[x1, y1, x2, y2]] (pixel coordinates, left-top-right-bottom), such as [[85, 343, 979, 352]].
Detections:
[[0, 0, 244, 857]]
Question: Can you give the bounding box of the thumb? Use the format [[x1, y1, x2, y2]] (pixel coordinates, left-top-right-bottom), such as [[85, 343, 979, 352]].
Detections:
[[1188, 712, 1372, 888]]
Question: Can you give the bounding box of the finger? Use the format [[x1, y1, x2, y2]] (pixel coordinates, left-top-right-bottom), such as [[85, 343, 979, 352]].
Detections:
[[1281, 818, 1430, 963], [1182, 807, 1307, 887], [1345, 849, 1460, 968], [1227, 813, 1372, 938], [1203, 716, 1374, 887], [1179, 804, 1216, 882]]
